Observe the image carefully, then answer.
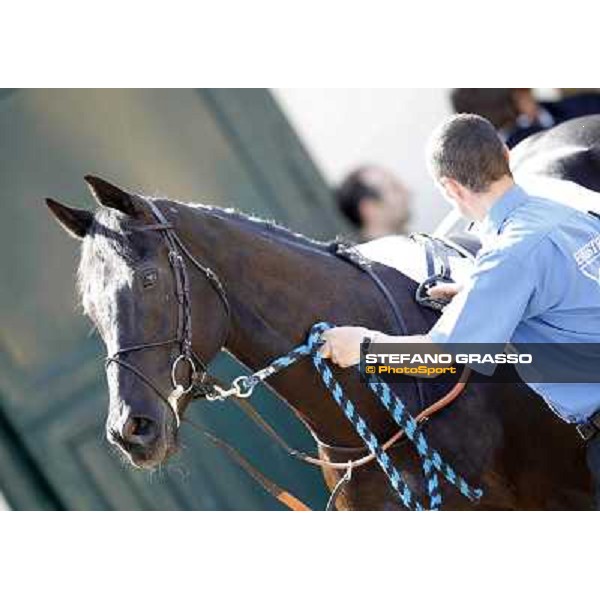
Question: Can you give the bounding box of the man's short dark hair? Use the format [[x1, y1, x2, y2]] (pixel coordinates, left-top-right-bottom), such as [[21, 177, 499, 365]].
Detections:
[[450, 89, 518, 130], [334, 168, 379, 228], [426, 114, 512, 193]]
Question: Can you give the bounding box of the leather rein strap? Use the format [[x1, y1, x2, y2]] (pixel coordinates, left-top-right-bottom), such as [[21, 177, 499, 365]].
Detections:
[[228, 370, 471, 472]]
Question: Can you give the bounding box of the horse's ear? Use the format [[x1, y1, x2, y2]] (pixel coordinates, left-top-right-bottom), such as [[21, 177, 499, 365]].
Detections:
[[46, 198, 93, 239], [84, 175, 141, 216]]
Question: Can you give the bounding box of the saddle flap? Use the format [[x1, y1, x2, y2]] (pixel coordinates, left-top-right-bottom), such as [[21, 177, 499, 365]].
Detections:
[[357, 234, 476, 295]]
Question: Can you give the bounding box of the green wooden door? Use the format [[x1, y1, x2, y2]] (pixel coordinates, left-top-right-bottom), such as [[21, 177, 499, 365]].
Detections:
[[0, 88, 347, 510]]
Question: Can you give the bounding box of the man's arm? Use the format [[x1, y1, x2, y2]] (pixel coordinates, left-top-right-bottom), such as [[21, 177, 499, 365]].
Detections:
[[429, 248, 535, 346], [321, 247, 536, 368]]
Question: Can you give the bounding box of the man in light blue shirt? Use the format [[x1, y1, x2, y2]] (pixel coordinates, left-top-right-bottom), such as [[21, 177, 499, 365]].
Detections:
[[320, 113, 600, 505], [429, 183, 600, 423]]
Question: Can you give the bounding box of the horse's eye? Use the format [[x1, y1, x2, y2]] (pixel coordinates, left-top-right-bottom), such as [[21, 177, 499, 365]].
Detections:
[[140, 268, 158, 289]]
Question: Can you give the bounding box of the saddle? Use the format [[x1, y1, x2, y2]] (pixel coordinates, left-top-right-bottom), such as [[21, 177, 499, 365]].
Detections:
[[334, 232, 478, 312]]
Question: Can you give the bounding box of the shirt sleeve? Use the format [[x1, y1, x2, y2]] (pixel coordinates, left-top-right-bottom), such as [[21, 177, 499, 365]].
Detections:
[[429, 248, 536, 346]]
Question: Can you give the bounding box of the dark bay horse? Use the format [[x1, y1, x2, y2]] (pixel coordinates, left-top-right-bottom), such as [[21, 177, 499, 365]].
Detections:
[[46, 115, 600, 510]]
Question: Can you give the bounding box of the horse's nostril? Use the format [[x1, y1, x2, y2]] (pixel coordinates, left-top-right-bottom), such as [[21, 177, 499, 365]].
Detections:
[[122, 416, 158, 445], [132, 417, 153, 436]]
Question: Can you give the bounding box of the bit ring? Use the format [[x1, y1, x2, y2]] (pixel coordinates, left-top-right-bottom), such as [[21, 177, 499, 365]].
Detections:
[[171, 354, 197, 394]]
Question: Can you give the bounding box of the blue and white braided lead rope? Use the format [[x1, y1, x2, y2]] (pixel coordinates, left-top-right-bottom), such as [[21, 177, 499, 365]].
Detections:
[[367, 377, 482, 504], [308, 322, 482, 511], [222, 321, 483, 510]]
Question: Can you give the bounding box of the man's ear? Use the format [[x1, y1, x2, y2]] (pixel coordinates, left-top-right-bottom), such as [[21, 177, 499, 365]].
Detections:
[[46, 198, 94, 239], [440, 177, 465, 200], [84, 175, 146, 217]]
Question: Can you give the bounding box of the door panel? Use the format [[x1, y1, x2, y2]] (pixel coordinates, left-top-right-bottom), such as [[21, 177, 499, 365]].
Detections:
[[0, 89, 344, 509]]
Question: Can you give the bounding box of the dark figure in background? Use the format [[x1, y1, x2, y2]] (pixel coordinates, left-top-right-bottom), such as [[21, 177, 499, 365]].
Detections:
[[334, 165, 412, 241], [451, 88, 600, 148]]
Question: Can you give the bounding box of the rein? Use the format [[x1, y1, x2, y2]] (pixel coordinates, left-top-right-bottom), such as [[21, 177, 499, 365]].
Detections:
[[106, 198, 481, 510], [204, 323, 482, 511]]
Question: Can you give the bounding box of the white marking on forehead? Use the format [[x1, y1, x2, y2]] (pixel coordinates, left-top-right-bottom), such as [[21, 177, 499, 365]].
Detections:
[[78, 217, 135, 355]]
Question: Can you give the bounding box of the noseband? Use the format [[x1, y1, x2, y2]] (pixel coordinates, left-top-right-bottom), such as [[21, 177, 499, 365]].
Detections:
[[104, 199, 230, 422]]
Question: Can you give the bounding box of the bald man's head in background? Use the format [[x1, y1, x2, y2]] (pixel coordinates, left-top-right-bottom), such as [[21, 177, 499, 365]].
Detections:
[[335, 166, 412, 240]]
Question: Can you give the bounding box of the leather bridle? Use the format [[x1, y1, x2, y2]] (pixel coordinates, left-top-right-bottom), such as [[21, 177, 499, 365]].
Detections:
[[104, 199, 231, 422]]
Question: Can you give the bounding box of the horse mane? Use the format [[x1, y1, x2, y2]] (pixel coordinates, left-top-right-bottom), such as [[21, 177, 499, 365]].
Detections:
[[187, 201, 332, 252]]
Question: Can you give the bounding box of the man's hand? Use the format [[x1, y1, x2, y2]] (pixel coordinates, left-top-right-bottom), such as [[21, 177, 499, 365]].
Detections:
[[427, 281, 463, 302], [319, 326, 372, 368]]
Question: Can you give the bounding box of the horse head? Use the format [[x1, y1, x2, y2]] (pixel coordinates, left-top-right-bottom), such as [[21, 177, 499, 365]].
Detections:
[[46, 176, 228, 469]]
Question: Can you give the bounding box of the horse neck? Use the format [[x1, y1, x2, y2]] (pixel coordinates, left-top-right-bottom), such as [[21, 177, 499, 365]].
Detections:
[[174, 203, 346, 359], [168, 201, 390, 443]]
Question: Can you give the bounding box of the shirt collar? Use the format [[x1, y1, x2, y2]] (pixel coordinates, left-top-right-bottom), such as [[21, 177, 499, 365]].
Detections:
[[475, 184, 529, 237]]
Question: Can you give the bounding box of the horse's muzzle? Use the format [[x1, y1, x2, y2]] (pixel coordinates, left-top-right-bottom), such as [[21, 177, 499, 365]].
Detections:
[[107, 413, 178, 469]]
